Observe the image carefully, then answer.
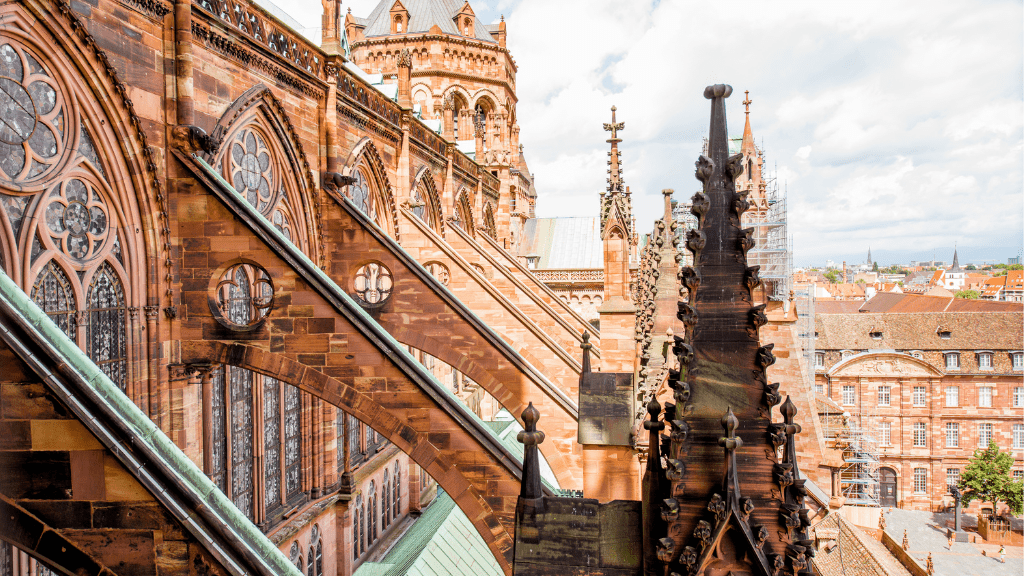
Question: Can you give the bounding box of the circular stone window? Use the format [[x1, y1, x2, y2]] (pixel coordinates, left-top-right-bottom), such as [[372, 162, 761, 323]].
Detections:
[[353, 261, 393, 307], [210, 262, 275, 329]]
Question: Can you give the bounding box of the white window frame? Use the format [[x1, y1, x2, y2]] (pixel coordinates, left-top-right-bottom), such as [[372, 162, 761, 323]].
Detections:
[[913, 468, 927, 494], [912, 386, 926, 407], [815, 352, 824, 368], [978, 423, 993, 448], [945, 352, 960, 371], [946, 422, 960, 448], [978, 386, 993, 408], [814, 383, 825, 395], [1013, 352, 1024, 371], [946, 386, 959, 407], [842, 385, 856, 406], [946, 468, 960, 492], [1014, 387, 1024, 408], [1014, 424, 1024, 450], [978, 352, 993, 370], [878, 386, 891, 407], [879, 421, 891, 446], [913, 422, 927, 447]]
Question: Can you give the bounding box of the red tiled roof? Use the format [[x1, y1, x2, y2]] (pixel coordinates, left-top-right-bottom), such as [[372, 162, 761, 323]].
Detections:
[[856, 293, 1023, 313], [816, 300, 864, 314]]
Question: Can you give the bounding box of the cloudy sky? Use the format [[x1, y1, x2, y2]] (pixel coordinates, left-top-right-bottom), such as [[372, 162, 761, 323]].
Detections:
[[279, 0, 1023, 266]]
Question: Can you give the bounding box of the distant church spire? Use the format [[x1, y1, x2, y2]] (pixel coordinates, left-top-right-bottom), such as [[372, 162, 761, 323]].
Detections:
[[950, 245, 961, 272], [867, 246, 872, 265], [741, 90, 754, 155]]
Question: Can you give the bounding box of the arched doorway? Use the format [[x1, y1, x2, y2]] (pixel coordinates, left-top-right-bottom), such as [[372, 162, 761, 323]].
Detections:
[[880, 467, 897, 507]]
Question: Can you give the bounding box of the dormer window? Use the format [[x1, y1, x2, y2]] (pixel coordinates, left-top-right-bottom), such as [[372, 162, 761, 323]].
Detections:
[[937, 326, 952, 339], [944, 352, 960, 371], [1013, 352, 1024, 371], [978, 352, 993, 371], [841, 350, 854, 360], [814, 352, 825, 369], [463, 17, 473, 36], [393, 14, 403, 33], [870, 330, 883, 340]]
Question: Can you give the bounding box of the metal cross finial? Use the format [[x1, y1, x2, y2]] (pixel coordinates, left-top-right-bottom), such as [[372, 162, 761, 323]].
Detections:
[[743, 90, 752, 115], [603, 106, 624, 139]]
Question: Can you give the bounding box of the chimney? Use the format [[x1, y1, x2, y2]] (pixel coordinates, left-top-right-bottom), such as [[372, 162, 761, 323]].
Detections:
[[396, 49, 412, 109]]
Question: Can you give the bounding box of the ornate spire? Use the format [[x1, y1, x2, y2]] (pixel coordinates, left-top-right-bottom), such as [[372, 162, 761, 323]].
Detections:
[[741, 90, 755, 156], [600, 106, 633, 240], [950, 245, 961, 272]]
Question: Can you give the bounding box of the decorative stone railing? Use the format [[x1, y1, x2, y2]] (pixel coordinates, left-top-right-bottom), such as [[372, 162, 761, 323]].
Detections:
[[532, 269, 605, 283]]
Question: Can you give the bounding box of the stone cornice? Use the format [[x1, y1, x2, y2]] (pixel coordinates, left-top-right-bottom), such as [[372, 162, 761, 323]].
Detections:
[[351, 33, 518, 71]]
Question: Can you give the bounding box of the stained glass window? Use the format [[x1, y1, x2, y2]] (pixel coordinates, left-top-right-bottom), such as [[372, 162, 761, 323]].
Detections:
[[44, 179, 110, 261], [289, 541, 303, 572], [31, 260, 75, 338], [86, 262, 127, 391], [230, 129, 275, 213], [394, 462, 401, 518], [264, 376, 281, 511], [369, 482, 377, 542], [230, 366, 255, 520], [215, 262, 274, 327], [348, 414, 359, 467], [307, 524, 322, 576], [382, 470, 390, 528], [210, 367, 227, 492], [348, 169, 375, 219], [284, 383, 302, 498]]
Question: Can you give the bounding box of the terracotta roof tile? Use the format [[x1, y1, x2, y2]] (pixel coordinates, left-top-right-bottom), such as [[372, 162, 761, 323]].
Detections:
[[816, 311, 1022, 350]]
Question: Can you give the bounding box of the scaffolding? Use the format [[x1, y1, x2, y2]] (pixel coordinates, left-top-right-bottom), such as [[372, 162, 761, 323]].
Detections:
[[792, 284, 815, 387], [745, 171, 791, 301], [836, 424, 881, 507]]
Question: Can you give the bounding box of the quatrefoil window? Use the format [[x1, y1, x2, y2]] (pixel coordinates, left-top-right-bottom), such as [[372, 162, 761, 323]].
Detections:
[[212, 262, 275, 329], [353, 261, 393, 307], [230, 129, 276, 212], [44, 178, 109, 260]]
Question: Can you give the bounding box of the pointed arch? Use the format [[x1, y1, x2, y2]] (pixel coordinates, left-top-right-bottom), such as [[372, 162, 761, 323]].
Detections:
[[209, 84, 321, 262], [410, 166, 444, 233], [342, 138, 400, 241], [482, 201, 497, 238], [0, 3, 152, 408], [452, 187, 474, 236], [3, 0, 167, 310]]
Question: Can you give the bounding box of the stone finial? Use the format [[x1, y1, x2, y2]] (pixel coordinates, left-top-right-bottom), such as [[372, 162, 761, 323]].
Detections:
[[580, 330, 592, 374], [718, 407, 742, 452], [517, 402, 545, 499], [902, 529, 909, 551], [926, 552, 934, 575]]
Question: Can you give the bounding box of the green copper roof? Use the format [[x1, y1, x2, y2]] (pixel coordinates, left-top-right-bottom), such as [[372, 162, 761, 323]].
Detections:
[[353, 489, 503, 576]]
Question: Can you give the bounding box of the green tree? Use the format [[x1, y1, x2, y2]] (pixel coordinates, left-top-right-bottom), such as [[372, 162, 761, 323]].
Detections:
[[966, 264, 977, 270], [1010, 264, 1024, 271], [823, 270, 841, 283], [872, 261, 879, 272], [955, 290, 980, 299], [959, 441, 1022, 516]]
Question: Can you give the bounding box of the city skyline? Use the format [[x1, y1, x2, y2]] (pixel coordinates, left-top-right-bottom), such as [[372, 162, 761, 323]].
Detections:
[[277, 0, 1024, 266]]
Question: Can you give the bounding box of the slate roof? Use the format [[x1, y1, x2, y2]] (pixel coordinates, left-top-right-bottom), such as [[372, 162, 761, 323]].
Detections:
[[815, 311, 1023, 351], [812, 513, 912, 576], [359, 0, 496, 43], [518, 217, 603, 269]]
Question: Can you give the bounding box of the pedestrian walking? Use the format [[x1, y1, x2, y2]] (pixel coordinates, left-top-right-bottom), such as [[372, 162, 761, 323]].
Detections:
[[999, 544, 1006, 563], [947, 531, 954, 549]]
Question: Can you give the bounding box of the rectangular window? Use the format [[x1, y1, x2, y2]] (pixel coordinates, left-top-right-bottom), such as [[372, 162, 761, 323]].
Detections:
[[978, 353, 992, 369], [946, 422, 960, 448], [947, 468, 960, 492], [979, 423, 993, 448], [815, 352, 824, 368], [946, 386, 959, 407], [946, 353, 960, 370], [878, 386, 891, 407], [1015, 387, 1024, 408], [913, 423, 927, 447], [913, 386, 926, 407], [879, 421, 891, 446], [814, 383, 825, 394], [978, 386, 993, 408], [1014, 424, 1024, 449], [842, 385, 856, 406], [913, 468, 927, 494], [1014, 470, 1024, 482], [1014, 353, 1024, 370]]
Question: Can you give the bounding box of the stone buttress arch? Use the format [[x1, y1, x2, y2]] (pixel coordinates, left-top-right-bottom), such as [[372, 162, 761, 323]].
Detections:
[[453, 188, 474, 236]]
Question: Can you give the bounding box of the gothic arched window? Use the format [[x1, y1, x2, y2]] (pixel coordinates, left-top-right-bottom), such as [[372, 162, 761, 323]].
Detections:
[[348, 168, 375, 220], [369, 482, 377, 542], [284, 383, 302, 499], [86, 262, 127, 391], [264, 376, 281, 511], [307, 524, 322, 576], [229, 366, 254, 520], [229, 128, 277, 213], [31, 260, 75, 338], [394, 462, 401, 519], [382, 469, 390, 528], [289, 541, 303, 572]]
